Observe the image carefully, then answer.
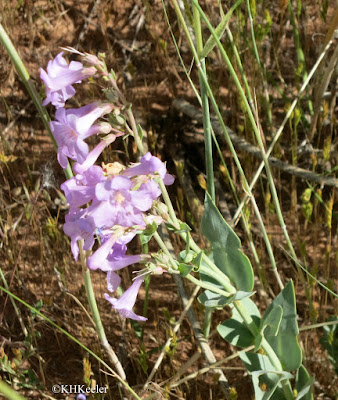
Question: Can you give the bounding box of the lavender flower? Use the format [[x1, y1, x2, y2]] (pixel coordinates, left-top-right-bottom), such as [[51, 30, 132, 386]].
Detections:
[[88, 239, 143, 272], [105, 277, 147, 321], [40, 50, 178, 321], [123, 152, 174, 185], [40, 52, 96, 108], [61, 165, 105, 210], [50, 103, 113, 169], [88, 176, 153, 228], [73, 134, 117, 175], [63, 209, 96, 260]]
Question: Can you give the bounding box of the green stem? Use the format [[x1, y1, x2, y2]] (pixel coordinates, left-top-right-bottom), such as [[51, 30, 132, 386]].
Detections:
[[0, 380, 27, 400], [185, 274, 231, 297], [193, 1, 215, 201], [203, 308, 212, 337], [299, 320, 338, 331], [79, 244, 126, 380], [193, 1, 215, 339], [245, 0, 273, 129], [287, 0, 312, 116], [141, 274, 150, 340], [191, 0, 287, 289]]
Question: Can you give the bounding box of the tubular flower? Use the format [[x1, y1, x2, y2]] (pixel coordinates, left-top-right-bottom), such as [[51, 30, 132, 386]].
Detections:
[[61, 165, 105, 210], [123, 152, 174, 185], [42, 51, 176, 321], [63, 209, 97, 260], [40, 52, 96, 108], [89, 176, 154, 228], [105, 277, 147, 321], [50, 103, 113, 169]]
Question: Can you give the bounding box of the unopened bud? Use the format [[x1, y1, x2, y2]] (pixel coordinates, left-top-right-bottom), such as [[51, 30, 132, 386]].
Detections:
[[82, 66, 96, 76], [103, 134, 117, 146], [83, 54, 101, 66], [154, 202, 169, 220], [98, 122, 113, 134]]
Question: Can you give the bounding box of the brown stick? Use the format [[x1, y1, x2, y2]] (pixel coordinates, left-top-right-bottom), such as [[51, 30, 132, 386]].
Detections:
[[173, 98, 338, 188]]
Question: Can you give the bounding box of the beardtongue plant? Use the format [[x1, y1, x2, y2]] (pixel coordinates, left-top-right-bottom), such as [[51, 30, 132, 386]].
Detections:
[[38, 49, 313, 400], [41, 51, 176, 323]]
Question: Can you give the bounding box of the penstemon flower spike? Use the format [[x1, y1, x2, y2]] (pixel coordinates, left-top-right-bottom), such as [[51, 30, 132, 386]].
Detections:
[[41, 51, 174, 324]]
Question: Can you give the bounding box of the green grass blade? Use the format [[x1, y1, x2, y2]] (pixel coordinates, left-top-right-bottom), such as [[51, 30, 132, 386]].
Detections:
[[200, 0, 243, 59]]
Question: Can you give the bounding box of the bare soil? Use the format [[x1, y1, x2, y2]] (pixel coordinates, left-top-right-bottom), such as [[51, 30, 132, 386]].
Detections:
[[0, 1, 337, 399]]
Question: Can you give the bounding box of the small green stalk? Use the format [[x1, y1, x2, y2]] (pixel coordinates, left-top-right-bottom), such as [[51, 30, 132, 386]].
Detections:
[[185, 274, 231, 297], [79, 244, 126, 380], [0, 380, 27, 400], [193, 0, 215, 338], [193, 2, 215, 201], [141, 241, 150, 340], [245, 0, 273, 130]]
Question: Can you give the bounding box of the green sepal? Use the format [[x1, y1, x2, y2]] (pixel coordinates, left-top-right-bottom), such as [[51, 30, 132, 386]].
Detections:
[[193, 251, 203, 270], [137, 124, 143, 140], [178, 249, 195, 263], [178, 263, 193, 277], [139, 222, 158, 245], [167, 221, 191, 234]]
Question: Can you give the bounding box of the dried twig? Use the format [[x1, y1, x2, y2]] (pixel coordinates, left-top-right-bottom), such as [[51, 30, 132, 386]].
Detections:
[[143, 284, 200, 389], [173, 98, 338, 188]]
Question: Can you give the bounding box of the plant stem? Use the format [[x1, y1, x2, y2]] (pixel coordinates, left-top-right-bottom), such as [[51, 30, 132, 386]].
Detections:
[[193, 2, 215, 201], [79, 243, 127, 380], [185, 274, 231, 297], [245, 0, 274, 129], [193, 0, 216, 338], [0, 379, 27, 400]]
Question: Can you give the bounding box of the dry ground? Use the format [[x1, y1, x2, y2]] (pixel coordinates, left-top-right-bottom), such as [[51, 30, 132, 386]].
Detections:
[[0, 1, 337, 399]]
